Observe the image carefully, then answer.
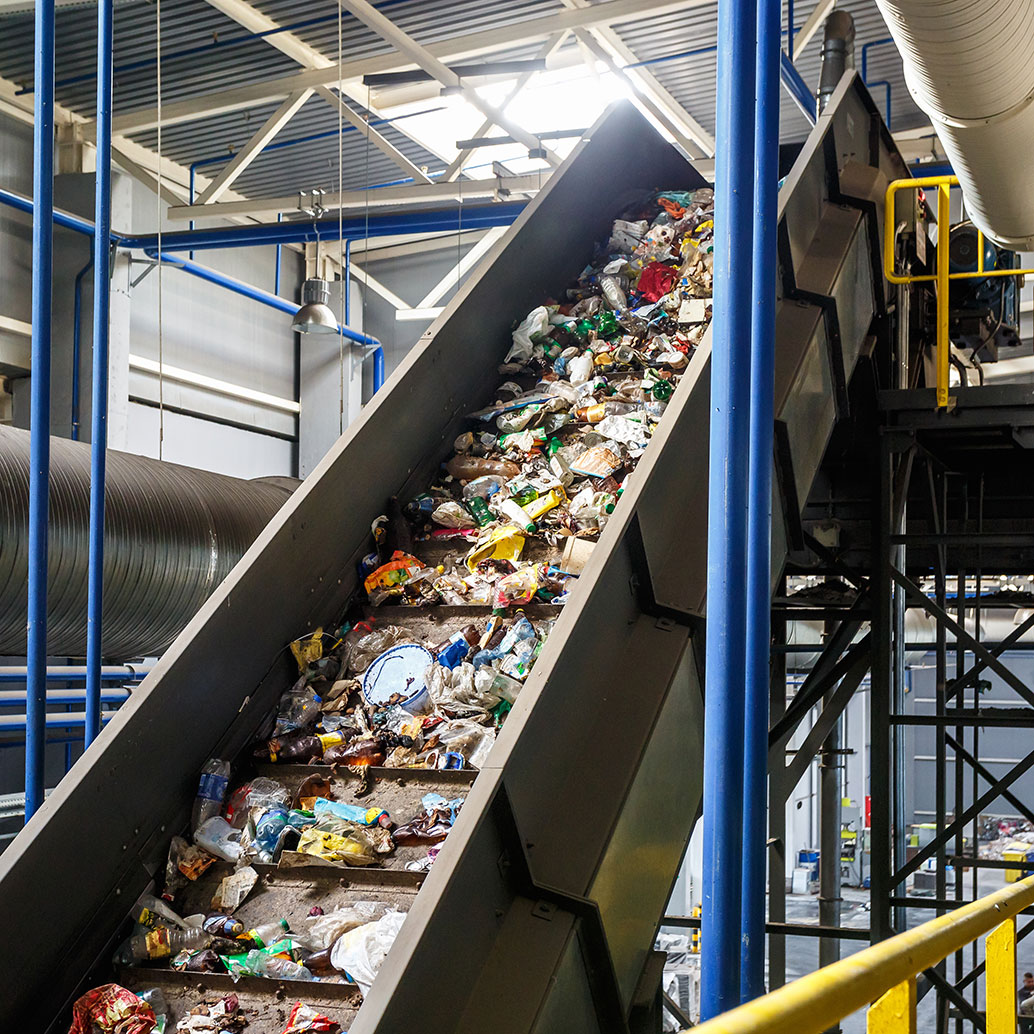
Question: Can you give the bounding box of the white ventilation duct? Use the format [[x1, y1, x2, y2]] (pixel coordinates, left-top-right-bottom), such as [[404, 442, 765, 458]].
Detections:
[[874, 0, 1034, 249]]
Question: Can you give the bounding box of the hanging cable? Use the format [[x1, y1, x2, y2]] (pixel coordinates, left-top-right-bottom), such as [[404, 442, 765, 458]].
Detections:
[[155, 0, 164, 460], [337, 0, 345, 436]]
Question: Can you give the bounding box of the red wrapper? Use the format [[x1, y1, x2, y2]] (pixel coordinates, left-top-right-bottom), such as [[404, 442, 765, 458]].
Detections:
[[636, 262, 677, 303], [68, 984, 156, 1034]]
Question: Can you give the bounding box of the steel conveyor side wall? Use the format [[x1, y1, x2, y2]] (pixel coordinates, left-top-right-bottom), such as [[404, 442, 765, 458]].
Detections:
[[354, 76, 907, 1034], [0, 102, 702, 1029]]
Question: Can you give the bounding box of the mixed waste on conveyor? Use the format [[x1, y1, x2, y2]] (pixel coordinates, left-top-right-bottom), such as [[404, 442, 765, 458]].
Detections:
[[73, 186, 716, 1034]]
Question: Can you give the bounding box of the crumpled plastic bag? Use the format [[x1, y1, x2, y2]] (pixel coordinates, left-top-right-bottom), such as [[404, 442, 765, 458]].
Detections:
[[506, 306, 550, 363], [392, 792, 463, 846], [295, 815, 394, 867], [348, 626, 415, 675], [225, 776, 291, 828], [432, 501, 476, 529], [425, 661, 500, 712], [330, 909, 408, 995], [68, 984, 156, 1034], [305, 901, 393, 950], [430, 719, 496, 769], [275, 680, 321, 736]]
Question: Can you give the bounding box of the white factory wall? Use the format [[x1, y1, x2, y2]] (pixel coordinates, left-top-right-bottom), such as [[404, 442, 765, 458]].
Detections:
[[0, 108, 307, 480]]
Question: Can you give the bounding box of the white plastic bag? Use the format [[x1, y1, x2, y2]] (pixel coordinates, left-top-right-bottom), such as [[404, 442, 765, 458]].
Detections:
[[330, 909, 407, 995], [506, 306, 550, 363], [307, 901, 393, 950], [425, 662, 500, 711]]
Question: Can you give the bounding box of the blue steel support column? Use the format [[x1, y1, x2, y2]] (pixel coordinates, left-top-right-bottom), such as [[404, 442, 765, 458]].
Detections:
[[85, 0, 114, 748], [741, 0, 781, 1003], [26, 0, 56, 820], [701, 0, 756, 1017]]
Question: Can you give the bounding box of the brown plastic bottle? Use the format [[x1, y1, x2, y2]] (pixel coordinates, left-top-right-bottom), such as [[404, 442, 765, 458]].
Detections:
[[323, 738, 385, 767], [445, 455, 520, 482], [433, 624, 480, 654]]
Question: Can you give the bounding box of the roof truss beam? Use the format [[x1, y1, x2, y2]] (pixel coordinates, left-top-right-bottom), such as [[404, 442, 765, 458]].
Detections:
[[108, 0, 714, 136]]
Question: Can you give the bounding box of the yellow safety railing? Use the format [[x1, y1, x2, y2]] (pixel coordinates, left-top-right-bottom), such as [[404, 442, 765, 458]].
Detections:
[[884, 175, 1034, 410], [688, 873, 1034, 1034]]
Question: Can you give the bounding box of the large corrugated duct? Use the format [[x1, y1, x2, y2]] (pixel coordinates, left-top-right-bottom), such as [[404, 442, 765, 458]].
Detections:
[[874, 0, 1034, 249], [0, 426, 297, 658]]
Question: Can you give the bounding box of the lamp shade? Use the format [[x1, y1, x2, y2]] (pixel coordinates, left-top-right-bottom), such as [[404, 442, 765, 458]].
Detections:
[[291, 278, 338, 334]]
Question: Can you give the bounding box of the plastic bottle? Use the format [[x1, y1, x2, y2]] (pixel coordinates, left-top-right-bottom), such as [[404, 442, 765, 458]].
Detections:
[[191, 758, 231, 834], [323, 738, 385, 767], [256, 730, 348, 764], [202, 913, 245, 938], [435, 625, 480, 669], [254, 808, 289, 857], [119, 926, 211, 964], [135, 894, 188, 931], [445, 455, 520, 482], [599, 274, 628, 312], [245, 949, 315, 981], [193, 816, 243, 863], [465, 497, 493, 528], [496, 498, 535, 533], [239, 918, 290, 949]]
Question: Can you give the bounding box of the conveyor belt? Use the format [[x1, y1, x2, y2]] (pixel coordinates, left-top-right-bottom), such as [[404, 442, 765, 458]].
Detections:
[[0, 79, 907, 1034]]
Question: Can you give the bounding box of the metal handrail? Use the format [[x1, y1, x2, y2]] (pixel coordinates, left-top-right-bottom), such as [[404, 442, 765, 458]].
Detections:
[[884, 174, 1034, 409], [687, 873, 1034, 1033]]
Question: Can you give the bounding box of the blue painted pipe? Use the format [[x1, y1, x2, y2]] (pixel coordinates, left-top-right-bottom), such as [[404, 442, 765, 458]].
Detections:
[[0, 666, 149, 681], [0, 185, 525, 257], [71, 247, 93, 441], [0, 185, 96, 236], [741, 0, 781, 1004], [701, 0, 756, 1017], [128, 203, 526, 253], [2, 713, 115, 732], [85, 0, 114, 750], [25, 0, 56, 823], [0, 692, 130, 706], [779, 50, 817, 124], [149, 251, 380, 348], [372, 342, 385, 393]]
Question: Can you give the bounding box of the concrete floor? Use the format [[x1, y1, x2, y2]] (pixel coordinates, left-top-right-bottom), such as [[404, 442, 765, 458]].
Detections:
[[782, 869, 1034, 1033]]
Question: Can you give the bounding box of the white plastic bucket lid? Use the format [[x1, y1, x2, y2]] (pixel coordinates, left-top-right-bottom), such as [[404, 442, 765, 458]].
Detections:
[[362, 643, 433, 709]]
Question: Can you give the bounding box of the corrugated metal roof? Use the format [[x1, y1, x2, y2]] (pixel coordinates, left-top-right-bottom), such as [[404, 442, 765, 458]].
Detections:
[[0, 0, 926, 203]]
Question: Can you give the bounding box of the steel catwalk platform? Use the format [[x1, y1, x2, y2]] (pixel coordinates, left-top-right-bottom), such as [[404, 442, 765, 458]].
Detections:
[[0, 80, 906, 1033]]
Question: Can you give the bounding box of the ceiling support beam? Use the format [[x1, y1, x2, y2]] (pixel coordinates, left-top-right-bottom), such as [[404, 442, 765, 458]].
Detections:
[[312, 85, 433, 184], [109, 0, 714, 135], [561, 0, 715, 157], [789, 0, 836, 61], [443, 32, 567, 181], [167, 172, 548, 221], [194, 89, 313, 205], [338, 0, 562, 166]]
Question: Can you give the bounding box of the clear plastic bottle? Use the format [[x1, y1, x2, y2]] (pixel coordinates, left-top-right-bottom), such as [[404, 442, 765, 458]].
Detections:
[[599, 274, 628, 312], [135, 893, 188, 930], [245, 949, 315, 981], [239, 918, 290, 948], [119, 925, 211, 964], [191, 758, 231, 833]]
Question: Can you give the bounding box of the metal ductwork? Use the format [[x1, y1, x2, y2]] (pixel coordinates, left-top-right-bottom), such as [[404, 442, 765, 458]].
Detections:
[[875, 0, 1034, 249], [818, 11, 855, 114], [0, 426, 297, 659]]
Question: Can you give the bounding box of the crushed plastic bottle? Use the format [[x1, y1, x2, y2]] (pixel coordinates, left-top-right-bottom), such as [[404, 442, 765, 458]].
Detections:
[[190, 758, 230, 834]]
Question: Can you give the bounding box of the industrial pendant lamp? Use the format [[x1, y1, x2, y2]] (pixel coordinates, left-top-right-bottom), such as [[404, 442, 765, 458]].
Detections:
[[292, 277, 338, 335]]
